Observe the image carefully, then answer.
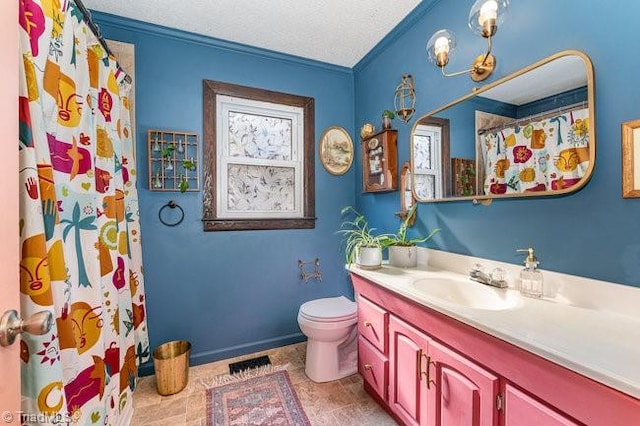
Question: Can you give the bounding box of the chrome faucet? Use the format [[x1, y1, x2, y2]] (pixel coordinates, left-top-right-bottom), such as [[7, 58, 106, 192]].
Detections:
[[469, 264, 508, 288]]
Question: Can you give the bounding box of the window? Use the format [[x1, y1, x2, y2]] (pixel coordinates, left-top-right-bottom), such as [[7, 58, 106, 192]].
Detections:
[[202, 81, 315, 231], [413, 117, 449, 200]]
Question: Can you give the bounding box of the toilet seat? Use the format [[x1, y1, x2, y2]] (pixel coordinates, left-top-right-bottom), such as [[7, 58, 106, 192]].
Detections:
[[299, 296, 357, 323]]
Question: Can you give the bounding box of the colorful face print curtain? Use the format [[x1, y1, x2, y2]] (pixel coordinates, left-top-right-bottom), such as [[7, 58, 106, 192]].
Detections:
[[480, 108, 590, 194], [18, 1, 149, 424]]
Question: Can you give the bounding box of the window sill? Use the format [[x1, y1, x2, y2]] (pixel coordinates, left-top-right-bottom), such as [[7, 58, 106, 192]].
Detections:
[[202, 217, 317, 231]]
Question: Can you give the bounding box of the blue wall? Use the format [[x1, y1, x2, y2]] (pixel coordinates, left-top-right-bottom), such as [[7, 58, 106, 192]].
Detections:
[[95, 0, 640, 374], [354, 0, 640, 287], [94, 13, 357, 373]]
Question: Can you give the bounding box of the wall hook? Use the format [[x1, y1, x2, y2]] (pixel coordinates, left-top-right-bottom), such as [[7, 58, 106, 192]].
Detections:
[[299, 258, 322, 283]]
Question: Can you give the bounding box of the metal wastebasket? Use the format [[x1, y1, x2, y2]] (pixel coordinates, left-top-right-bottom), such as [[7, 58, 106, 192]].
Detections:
[[153, 340, 192, 395]]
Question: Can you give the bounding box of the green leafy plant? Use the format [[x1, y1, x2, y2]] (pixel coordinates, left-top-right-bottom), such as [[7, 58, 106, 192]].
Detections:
[[182, 159, 196, 171], [338, 206, 385, 264], [179, 176, 189, 193], [379, 204, 440, 247], [382, 109, 396, 119], [161, 144, 175, 159]]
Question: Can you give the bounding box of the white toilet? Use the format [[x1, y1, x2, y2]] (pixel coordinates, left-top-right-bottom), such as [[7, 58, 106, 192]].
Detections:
[[297, 296, 358, 383]]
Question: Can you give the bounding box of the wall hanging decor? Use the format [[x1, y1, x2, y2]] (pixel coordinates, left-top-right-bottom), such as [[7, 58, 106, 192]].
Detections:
[[361, 129, 398, 193], [394, 74, 416, 123], [319, 126, 354, 175], [622, 119, 640, 198], [360, 123, 376, 139], [148, 130, 200, 192]]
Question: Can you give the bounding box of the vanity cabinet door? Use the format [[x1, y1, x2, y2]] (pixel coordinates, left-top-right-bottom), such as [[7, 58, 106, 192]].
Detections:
[[504, 384, 580, 426], [389, 315, 431, 426], [428, 340, 500, 426]]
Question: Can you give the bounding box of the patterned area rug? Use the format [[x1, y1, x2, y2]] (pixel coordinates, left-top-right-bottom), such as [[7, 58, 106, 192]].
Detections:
[[206, 368, 311, 426]]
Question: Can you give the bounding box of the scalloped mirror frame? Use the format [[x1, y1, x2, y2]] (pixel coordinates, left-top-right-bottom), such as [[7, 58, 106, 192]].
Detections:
[[411, 50, 596, 204]]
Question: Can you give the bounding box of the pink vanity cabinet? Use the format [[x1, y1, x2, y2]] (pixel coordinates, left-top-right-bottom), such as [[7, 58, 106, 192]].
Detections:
[[388, 315, 499, 425], [351, 273, 640, 426]]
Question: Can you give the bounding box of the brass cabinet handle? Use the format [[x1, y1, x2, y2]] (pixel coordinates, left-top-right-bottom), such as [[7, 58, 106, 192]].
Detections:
[[424, 354, 435, 389], [425, 354, 432, 389], [364, 364, 373, 371], [364, 321, 372, 327], [417, 349, 428, 381], [417, 349, 435, 389]]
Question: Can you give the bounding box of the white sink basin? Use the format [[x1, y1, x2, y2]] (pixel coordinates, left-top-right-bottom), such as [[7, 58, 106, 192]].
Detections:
[[410, 278, 521, 311]]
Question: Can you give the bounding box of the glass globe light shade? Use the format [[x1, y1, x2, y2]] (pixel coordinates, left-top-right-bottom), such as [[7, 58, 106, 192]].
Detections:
[[426, 29, 456, 68], [468, 0, 509, 38]]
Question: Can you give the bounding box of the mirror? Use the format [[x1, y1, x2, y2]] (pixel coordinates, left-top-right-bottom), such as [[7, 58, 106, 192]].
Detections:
[[396, 162, 417, 225], [411, 50, 595, 203]]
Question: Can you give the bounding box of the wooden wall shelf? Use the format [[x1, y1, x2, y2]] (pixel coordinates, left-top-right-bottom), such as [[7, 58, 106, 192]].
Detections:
[[361, 129, 398, 193]]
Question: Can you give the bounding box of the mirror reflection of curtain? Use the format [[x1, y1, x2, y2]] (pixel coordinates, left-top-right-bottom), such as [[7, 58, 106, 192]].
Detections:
[[481, 108, 590, 195], [18, 1, 149, 424]]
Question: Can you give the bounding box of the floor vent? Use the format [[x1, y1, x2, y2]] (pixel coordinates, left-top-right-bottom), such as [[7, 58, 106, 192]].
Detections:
[[228, 355, 272, 375]]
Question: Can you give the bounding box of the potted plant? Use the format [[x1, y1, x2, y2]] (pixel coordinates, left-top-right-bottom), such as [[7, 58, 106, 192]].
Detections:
[[338, 206, 384, 269], [379, 204, 440, 268], [382, 110, 395, 130]]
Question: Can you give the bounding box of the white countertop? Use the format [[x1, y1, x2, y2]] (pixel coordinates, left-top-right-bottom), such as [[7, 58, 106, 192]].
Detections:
[[348, 249, 640, 399]]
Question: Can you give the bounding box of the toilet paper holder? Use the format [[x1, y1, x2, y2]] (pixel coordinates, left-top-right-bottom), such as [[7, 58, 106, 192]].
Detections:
[[298, 258, 322, 283]]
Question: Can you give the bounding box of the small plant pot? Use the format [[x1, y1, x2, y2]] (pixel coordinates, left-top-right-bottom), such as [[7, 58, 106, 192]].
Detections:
[[382, 116, 393, 130], [356, 246, 382, 270], [388, 246, 418, 268]]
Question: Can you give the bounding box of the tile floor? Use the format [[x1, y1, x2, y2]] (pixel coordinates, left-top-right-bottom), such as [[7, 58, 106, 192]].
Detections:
[[132, 342, 398, 425]]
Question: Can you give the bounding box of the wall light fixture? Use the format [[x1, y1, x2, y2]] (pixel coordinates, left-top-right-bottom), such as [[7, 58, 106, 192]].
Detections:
[[426, 0, 509, 82]]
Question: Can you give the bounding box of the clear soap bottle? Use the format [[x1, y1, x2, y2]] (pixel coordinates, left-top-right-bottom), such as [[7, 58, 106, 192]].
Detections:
[[517, 248, 543, 298]]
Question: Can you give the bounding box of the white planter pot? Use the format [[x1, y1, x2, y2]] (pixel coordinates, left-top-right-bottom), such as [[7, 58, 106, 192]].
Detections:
[[388, 246, 418, 268], [356, 246, 382, 270]]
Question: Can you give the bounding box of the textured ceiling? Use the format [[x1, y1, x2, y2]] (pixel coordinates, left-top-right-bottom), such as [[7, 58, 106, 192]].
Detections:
[[83, 0, 422, 67]]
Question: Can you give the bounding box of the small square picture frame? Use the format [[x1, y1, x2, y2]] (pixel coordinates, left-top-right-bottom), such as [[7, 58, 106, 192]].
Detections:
[[622, 120, 640, 198]]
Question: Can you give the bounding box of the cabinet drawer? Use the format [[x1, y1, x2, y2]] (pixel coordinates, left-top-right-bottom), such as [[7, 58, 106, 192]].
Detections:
[[359, 336, 388, 402], [358, 295, 388, 352]]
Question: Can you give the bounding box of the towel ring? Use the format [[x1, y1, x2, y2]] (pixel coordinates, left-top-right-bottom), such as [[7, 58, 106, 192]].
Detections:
[[158, 201, 184, 227]]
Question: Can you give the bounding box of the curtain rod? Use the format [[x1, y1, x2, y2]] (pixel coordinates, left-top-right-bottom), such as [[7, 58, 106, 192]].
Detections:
[[477, 101, 588, 136], [73, 0, 132, 84]]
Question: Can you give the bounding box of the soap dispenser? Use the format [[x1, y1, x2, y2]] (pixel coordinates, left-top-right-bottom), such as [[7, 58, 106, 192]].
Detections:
[[516, 248, 543, 298]]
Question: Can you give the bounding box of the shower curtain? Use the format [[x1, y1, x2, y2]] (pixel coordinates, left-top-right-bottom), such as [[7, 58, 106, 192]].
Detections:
[[18, 1, 149, 424], [480, 108, 590, 194]]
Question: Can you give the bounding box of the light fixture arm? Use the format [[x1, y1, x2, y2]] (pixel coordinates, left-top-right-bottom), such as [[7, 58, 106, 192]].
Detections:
[[479, 35, 494, 67], [440, 65, 475, 78], [437, 35, 495, 80]]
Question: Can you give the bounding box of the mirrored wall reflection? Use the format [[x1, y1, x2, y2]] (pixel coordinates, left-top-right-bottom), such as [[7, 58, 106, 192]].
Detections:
[[411, 50, 595, 203]]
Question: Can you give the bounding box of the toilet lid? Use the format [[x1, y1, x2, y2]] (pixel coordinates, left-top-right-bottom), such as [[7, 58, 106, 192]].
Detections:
[[299, 296, 357, 322]]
